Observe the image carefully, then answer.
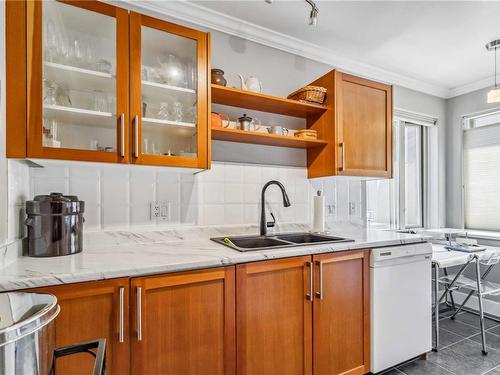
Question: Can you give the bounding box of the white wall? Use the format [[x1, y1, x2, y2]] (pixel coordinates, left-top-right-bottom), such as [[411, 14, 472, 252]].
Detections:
[[7, 159, 373, 241], [6, 161, 315, 239]]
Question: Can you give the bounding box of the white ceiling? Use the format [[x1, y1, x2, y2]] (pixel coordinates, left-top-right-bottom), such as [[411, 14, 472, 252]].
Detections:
[[180, 0, 500, 99]]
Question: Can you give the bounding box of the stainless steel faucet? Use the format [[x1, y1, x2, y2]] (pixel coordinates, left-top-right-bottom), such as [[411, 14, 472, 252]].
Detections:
[[260, 180, 291, 236]]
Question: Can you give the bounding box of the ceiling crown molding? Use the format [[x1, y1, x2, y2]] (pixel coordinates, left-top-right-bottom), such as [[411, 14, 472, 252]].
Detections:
[[117, 0, 468, 99], [448, 76, 493, 99]]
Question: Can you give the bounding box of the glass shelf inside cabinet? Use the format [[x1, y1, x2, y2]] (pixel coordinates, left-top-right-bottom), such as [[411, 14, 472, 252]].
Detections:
[[41, 1, 117, 152], [141, 24, 198, 158]]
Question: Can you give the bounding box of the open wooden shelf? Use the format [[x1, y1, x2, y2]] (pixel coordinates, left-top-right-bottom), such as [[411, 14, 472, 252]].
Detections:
[[211, 126, 328, 149], [211, 84, 327, 118]]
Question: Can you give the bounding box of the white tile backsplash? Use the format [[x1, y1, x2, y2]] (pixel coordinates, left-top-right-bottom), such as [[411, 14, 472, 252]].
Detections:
[[7, 160, 365, 240]]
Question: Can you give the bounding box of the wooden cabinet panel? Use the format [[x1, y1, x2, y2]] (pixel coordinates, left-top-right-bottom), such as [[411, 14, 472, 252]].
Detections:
[[25, 0, 130, 163], [6, 0, 27, 158], [313, 250, 370, 375], [130, 267, 235, 375], [33, 278, 130, 375], [305, 70, 392, 178], [236, 257, 313, 375], [129, 12, 210, 168], [337, 72, 392, 177]]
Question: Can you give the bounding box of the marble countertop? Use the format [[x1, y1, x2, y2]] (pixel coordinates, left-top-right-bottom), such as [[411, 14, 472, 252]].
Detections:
[[0, 223, 429, 291]]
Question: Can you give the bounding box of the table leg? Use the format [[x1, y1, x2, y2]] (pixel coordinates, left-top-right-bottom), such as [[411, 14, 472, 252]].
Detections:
[[434, 263, 439, 352]]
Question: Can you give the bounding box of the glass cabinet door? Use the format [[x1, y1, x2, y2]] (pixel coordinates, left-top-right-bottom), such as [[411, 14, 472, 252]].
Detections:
[[27, 1, 129, 163], [130, 13, 209, 168]]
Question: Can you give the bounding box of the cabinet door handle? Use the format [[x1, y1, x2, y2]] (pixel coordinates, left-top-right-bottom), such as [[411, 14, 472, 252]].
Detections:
[[315, 260, 324, 300], [136, 287, 142, 341], [306, 261, 314, 302], [133, 115, 139, 158], [119, 287, 124, 343], [339, 142, 345, 171], [119, 113, 125, 158]]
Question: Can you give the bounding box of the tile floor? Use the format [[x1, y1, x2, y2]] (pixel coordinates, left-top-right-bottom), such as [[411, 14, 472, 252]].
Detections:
[[382, 310, 500, 375]]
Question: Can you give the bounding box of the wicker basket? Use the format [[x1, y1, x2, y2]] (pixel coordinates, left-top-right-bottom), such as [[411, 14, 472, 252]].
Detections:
[[287, 85, 327, 105], [294, 129, 318, 140]]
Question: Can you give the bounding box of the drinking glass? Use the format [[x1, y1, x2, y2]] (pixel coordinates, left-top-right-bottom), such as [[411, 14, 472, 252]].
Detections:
[[184, 105, 196, 123], [96, 59, 112, 74], [170, 101, 184, 122], [70, 38, 84, 66], [56, 84, 72, 107], [158, 102, 170, 120], [43, 79, 58, 105], [92, 90, 108, 112]]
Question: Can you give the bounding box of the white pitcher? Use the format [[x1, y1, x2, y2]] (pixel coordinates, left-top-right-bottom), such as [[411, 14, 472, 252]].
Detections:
[[237, 74, 262, 93]]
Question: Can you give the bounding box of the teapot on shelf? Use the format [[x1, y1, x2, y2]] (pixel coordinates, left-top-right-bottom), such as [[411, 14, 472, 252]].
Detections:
[[237, 74, 262, 93]]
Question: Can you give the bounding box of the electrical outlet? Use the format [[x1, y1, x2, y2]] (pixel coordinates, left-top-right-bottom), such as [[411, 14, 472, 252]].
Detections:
[[151, 202, 160, 219], [151, 201, 170, 221]]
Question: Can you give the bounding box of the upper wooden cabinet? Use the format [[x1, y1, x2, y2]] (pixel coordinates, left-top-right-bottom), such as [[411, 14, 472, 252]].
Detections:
[[130, 267, 235, 375], [306, 71, 393, 178], [336, 73, 392, 177], [129, 12, 209, 168], [25, 0, 130, 163], [7, 1, 210, 168]]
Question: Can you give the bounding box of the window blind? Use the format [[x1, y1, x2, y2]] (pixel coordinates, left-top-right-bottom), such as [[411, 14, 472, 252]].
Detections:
[[464, 122, 500, 231]]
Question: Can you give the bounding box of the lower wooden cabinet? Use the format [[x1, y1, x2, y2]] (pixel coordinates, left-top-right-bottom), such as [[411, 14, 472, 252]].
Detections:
[[27, 251, 369, 375], [313, 250, 370, 375], [236, 250, 370, 375], [236, 256, 313, 375], [33, 278, 130, 375], [130, 266, 235, 375]]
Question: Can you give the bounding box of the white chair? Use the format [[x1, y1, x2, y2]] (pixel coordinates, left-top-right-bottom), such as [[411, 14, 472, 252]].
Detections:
[[434, 250, 500, 355]]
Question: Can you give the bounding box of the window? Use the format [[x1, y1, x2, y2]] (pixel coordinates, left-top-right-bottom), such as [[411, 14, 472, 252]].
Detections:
[[366, 118, 427, 229], [404, 124, 424, 227], [463, 111, 500, 231]]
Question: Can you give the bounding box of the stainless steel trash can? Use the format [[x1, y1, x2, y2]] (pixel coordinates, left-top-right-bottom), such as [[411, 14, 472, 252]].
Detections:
[[0, 292, 60, 375]]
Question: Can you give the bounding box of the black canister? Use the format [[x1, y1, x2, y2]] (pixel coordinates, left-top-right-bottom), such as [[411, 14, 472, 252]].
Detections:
[[25, 193, 85, 257]]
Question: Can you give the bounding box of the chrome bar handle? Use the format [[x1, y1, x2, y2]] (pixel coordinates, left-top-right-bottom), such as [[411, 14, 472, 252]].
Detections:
[[306, 261, 313, 302], [119, 287, 124, 343], [133, 115, 139, 158], [315, 261, 324, 300], [339, 142, 345, 171], [119, 113, 125, 158], [136, 287, 142, 341]]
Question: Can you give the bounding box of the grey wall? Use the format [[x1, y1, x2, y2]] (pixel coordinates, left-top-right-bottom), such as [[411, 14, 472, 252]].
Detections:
[[209, 30, 330, 167], [393, 86, 447, 227], [446, 87, 500, 228], [209, 31, 448, 228]]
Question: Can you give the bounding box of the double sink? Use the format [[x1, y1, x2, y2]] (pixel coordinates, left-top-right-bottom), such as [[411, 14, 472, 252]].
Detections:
[[211, 232, 353, 252]]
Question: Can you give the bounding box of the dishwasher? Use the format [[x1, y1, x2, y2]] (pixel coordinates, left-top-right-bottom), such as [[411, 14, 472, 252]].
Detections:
[[370, 242, 432, 373]]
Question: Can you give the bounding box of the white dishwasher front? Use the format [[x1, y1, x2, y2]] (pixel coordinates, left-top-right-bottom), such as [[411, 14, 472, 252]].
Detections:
[[370, 242, 432, 373]]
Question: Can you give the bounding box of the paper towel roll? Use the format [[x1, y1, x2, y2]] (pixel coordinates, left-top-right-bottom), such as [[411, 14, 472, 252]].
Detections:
[[312, 191, 325, 233]]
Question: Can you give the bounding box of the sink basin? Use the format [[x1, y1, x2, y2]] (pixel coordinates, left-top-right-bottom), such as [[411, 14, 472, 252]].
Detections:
[[224, 237, 289, 249], [276, 232, 350, 244], [211, 232, 353, 252]]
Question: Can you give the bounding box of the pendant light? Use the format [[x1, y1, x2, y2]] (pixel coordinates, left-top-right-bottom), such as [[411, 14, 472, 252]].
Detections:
[[486, 39, 500, 104], [305, 0, 319, 26]]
